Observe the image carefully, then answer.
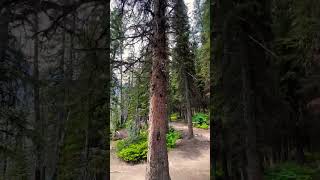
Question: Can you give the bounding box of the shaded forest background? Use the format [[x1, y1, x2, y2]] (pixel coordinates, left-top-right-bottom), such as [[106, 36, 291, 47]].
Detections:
[[0, 0, 109, 179], [212, 0, 320, 180], [1, 0, 320, 180]]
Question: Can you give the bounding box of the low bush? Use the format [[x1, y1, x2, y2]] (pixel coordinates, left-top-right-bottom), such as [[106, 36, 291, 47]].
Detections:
[[116, 128, 182, 163], [192, 112, 209, 129], [305, 152, 320, 164], [215, 166, 224, 179], [115, 139, 127, 152], [117, 140, 148, 163], [265, 163, 316, 180], [170, 112, 180, 121], [195, 123, 209, 129], [166, 127, 182, 148]]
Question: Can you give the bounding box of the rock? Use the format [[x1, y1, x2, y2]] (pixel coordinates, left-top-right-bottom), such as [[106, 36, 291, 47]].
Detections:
[[176, 139, 183, 144], [112, 129, 128, 140]]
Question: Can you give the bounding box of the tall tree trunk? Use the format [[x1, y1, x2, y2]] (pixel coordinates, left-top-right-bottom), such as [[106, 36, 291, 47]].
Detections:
[[33, 9, 43, 180], [145, 0, 170, 179], [120, 42, 124, 127], [221, 127, 230, 180], [184, 73, 193, 139], [211, 0, 223, 178], [134, 75, 141, 137], [240, 30, 263, 180], [1, 122, 8, 180], [0, 10, 9, 180], [50, 30, 66, 180], [0, 9, 8, 60], [51, 8, 75, 177], [295, 105, 305, 164], [183, 110, 187, 123]]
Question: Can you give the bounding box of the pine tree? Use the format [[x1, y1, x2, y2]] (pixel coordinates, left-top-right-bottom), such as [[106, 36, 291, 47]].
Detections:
[[172, 0, 197, 138]]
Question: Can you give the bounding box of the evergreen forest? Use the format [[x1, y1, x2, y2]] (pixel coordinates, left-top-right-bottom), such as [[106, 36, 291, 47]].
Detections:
[[1, 0, 320, 180]]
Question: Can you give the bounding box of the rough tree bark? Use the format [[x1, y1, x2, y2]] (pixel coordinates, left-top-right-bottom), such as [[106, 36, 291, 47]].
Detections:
[[240, 29, 263, 180], [0, 9, 8, 61], [120, 41, 124, 126], [145, 0, 171, 179], [0, 9, 9, 180], [50, 30, 66, 180], [184, 73, 193, 139], [33, 10, 43, 180], [211, 0, 222, 178]]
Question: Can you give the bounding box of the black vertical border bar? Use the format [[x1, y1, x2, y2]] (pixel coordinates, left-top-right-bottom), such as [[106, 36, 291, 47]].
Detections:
[[210, 0, 215, 179], [106, 0, 111, 179]]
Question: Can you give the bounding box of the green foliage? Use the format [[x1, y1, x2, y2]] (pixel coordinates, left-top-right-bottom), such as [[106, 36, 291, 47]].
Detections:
[[265, 163, 316, 180], [58, 11, 109, 178], [166, 127, 182, 148], [171, 0, 203, 115], [6, 148, 30, 180], [306, 152, 320, 162], [126, 120, 140, 142], [117, 140, 148, 163], [123, 60, 151, 135], [195, 0, 210, 91], [115, 139, 127, 152], [195, 123, 209, 129], [116, 128, 182, 162], [116, 130, 148, 163], [192, 112, 209, 129], [192, 112, 209, 124], [216, 165, 224, 178], [111, 105, 121, 133], [170, 112, 180, 121]]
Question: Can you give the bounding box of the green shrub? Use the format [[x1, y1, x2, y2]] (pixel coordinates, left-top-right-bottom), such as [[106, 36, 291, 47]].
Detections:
[[116, 135, 147, 163], [117, 140, 148, 163], [116, 139, 127, 152], [139, 130, 148, 140], [170, 112, 180, 121], [115, 130, 148, 163], [216, 166, 224, 178], [195, 123, 209, 129], [265, 163, 316, 180], [305, 152, 320, 164], [192, 112, 209, 129], [116, 128, 182, 162], [166, 127, 182, 148]]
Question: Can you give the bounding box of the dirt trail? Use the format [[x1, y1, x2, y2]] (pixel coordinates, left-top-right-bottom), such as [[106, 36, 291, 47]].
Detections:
[[110, 122, 210, 180]]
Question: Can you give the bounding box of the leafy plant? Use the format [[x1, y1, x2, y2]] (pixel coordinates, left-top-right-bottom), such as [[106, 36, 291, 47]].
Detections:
[[117, 140, 148, 163], [195, 123, 209, 129], [166, 127, 182, 148], [116, 128, 182, 162], [265, 163, 316, 180], [215, 165, 224, 178], [170, 112, 180, 121], [192, 112, 209, 129], [116, 139, 128, 152]]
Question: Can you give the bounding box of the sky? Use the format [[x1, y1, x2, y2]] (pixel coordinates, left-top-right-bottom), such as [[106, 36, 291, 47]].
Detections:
[[185, 0, 195, 17]]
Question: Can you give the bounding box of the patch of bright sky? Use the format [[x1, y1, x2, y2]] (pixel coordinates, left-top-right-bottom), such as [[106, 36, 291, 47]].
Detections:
[[185, 0, 195, 18]]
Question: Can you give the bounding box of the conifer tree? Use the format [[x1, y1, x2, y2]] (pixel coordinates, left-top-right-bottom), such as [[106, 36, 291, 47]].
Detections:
[[172, 0, 197, 138]]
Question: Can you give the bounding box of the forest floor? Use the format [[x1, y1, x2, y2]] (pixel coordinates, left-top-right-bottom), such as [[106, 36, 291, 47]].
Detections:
[[110, 122, 210, 180]]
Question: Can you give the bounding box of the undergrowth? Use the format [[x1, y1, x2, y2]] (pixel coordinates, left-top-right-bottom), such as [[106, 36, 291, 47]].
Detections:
[[265, 162, 318, 180], [116, 127, 182, 163], [192, 112, 209, 129]]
